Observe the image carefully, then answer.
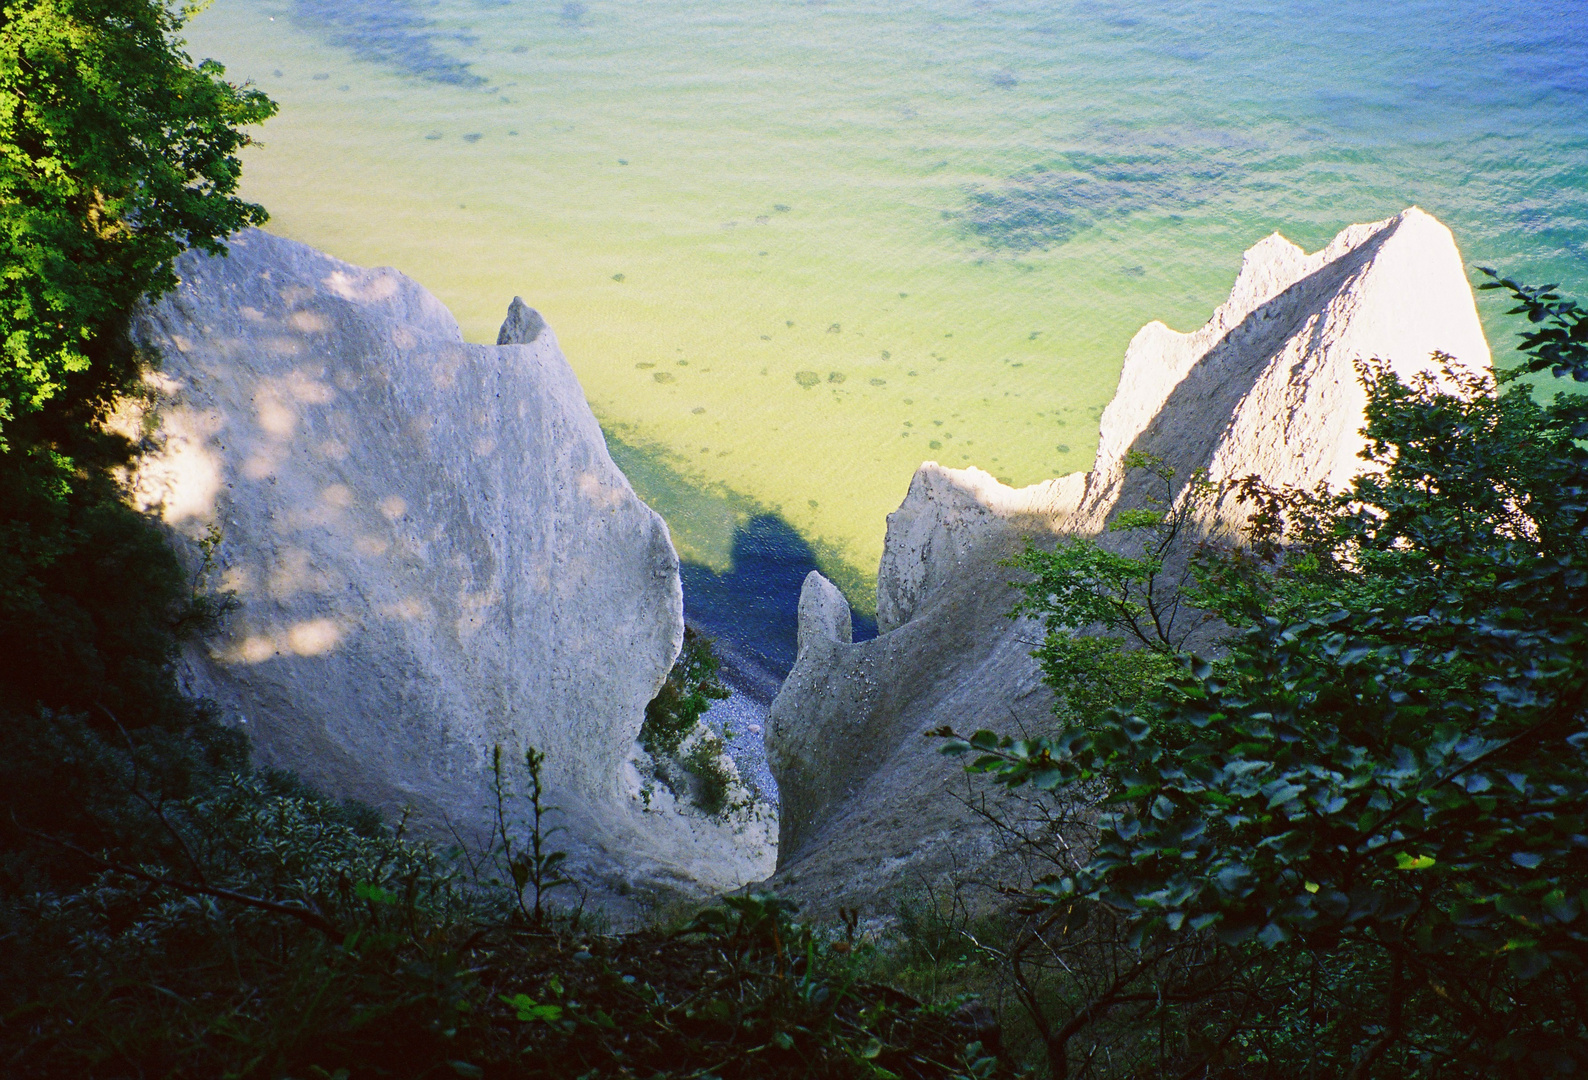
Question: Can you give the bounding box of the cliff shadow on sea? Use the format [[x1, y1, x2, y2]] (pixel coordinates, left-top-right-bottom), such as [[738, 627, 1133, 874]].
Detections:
[[602, 428, 878, 701], [602, 430, 879, 803]]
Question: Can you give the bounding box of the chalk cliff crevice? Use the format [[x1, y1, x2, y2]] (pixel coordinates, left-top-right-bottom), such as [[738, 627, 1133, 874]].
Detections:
[[767, 208, 1491, 911], [127, 229, 775, 908]]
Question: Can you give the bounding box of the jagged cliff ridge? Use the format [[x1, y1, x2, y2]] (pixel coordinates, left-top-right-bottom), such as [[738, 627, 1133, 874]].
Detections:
[[127, 230, 774, 906], [767, 208, 1492, 912]]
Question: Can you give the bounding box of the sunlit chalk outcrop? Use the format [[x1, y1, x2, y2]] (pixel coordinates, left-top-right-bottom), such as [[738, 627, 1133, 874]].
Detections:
[[767, 208, 1491, 913], [127, 230, 775, 910]]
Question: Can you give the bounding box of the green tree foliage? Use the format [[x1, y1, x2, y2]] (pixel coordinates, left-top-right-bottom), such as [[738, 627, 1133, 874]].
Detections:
[[0, 0, 273, 731], [1480, 269, 1588, 383], [949, 323, 1588, 1073], [1006, 452, 1212, 729], [0, 0, 275, 438]]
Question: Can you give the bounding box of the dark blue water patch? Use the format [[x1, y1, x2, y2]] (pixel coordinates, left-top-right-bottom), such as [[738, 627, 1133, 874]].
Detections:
[[290, 0, 482, 86], [682, 514, 876, 705], [955, 148, 1241, 253]]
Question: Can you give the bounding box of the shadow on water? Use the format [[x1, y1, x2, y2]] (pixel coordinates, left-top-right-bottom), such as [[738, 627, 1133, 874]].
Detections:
[[602, 426, 876, 704], [682, 516, 877, 706]]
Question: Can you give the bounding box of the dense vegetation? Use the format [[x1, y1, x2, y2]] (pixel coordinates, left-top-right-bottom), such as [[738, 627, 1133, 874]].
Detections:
[[0, 0, 272, 734], [1, 0, 270, 903], [4, 3, 1585, 1078], [942, 300, 1588, 1074]]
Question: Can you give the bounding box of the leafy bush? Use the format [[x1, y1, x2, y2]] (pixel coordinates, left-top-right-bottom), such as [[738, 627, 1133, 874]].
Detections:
[[948, 318, 1588, 1075], [0, 0, 274, 440], [682, 729, 736, 816], [642, 625, 731, 756], [1, 712, 484, 1076], [1005, 451, 1212, 731], [1479, 269, 1588, 382], [641, 626, 743, 816], [2, 730, 1012, 1078]]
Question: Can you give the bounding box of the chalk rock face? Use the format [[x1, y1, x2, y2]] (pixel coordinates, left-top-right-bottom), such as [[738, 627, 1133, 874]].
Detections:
[[129, 230, 775, 904], [797, 571, 854, 658], [767, 208, 1490, 912], [496, 296, 546, 345]]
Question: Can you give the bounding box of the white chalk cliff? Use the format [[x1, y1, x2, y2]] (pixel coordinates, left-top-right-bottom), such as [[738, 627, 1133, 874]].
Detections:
[[767, 208, 1491, 911], [126, 229, 775, 907]]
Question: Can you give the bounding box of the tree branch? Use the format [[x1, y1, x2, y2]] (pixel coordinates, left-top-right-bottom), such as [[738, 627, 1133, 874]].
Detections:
[[14, 814, 338, 937]]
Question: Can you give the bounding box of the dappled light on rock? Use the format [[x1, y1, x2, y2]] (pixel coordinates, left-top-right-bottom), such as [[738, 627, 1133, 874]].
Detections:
[[129, 230, 775, 911]]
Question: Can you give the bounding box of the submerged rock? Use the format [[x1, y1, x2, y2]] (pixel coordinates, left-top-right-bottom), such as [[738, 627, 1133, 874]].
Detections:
[[128, 230, 775, 911], [767, 208, 1491, 913]]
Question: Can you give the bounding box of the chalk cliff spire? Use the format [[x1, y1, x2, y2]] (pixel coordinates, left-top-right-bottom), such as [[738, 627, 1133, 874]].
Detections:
[[768, 208, 1491, 911]]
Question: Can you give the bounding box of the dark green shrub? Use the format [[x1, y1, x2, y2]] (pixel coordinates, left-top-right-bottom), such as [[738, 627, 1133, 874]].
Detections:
[[682, 730, 734, 816], [640, 627, 744, 816], [949, 314, 1588, 1075], [641, 625, 730, 757], [1005, 451, 1210, 733], [0, 0, 275, 440]]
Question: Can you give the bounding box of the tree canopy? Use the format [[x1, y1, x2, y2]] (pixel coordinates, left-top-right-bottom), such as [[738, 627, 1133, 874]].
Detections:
[[0, 0, 272, 725], [0, 0, 274, 443]]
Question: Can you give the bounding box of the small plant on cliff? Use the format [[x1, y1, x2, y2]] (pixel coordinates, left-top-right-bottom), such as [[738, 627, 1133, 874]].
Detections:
[[682, 729, 735, 816], [640, 627, 743, 816], [490, 743, 575, 926], [642, 626, 731, 756]]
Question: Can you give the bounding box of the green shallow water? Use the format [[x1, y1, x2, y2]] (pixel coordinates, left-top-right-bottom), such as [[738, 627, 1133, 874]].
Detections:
[[184, 0, 1588, 609]]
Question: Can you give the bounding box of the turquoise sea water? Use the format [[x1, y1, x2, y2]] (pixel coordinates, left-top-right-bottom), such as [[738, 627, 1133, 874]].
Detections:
[[185, 0, 1588, 611]]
